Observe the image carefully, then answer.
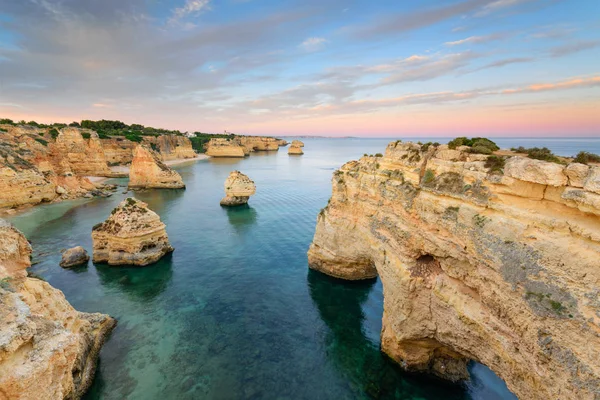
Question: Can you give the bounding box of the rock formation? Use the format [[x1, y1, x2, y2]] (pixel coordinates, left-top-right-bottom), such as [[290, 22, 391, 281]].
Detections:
[[143, 135, 196, 161], [288, 143, 304, 155], [308, 141, 600, 399], [205, 138, 246, 158], [92, 197, 174, 266], [220, 171, 256, 206], [291, 140, 305, 147], [100, 137, 137, 165], [60, 246, 90, 268], [51, 128, 111, 176], [128, 145, 185, 189], [0, 219, 116, 399], [238, 136, 280, 152]]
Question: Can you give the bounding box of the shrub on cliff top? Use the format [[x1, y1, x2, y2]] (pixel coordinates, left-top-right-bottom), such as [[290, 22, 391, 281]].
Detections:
[[49, 128, 59, 139], [448, 137, 499, 153], [511, 146, 563, 164], [484, 155, 506, 174], [573, 151, 600, 165]]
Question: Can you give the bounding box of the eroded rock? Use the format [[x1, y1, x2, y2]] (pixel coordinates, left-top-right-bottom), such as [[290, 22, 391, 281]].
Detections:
[[92, 198, 174, 266], [128, 145, 185, 189], [220, 171, 256, 206], [60, 246, 90, 268]]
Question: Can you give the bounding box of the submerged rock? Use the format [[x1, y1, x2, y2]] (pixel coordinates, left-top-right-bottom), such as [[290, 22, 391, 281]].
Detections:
[[0, 219, 116, 399], [60, 246, 90, 268], [307, 140, 600, 399], [92, 197, 174, 266], [220, 171, 256, 206], [128, 145, 185, 189]]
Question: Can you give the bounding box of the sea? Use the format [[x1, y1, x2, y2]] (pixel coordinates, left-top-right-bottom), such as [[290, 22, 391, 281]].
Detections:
[[8, 136, 600, 400]]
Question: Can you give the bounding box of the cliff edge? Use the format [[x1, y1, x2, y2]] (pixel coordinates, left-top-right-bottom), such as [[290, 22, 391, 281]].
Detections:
[[308, 141, 600, 399]]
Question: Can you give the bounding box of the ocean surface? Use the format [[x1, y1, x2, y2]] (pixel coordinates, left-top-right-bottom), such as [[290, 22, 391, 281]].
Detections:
[[9, 137, 599, 400]]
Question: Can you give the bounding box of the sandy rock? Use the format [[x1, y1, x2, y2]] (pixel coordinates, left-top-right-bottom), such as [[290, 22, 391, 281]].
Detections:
[[0, 219, 115, 399], [565, 163, 590, 188], [56, 185, 67, 194], [128, 145, 185, 189], [143, 135, 196, 161], [288, 144, 304, 155], [238, 136, 280, 152], [205, 138, 246, 158], [220, 171, 256, 206], [504, 156, 567, 186], [52, 128, 111, 176], [291, 140, 305, 147], [92, 198, 174, 266], [60, 246, 90, 268], [307, 140, 600, 400], [583, 166, 600, 195]]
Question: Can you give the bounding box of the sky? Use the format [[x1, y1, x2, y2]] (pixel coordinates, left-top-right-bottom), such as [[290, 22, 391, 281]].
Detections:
[[0, 0, 599, 137]]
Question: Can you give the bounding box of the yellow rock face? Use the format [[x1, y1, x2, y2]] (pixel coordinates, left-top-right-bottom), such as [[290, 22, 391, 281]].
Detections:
[[291, 140, 304, 147], [92, 197, 174, 266], [308, 141, 600, 400], [101, 137, 137, 164], [220, 171, 256, 206], [142, 135, 197, 161], [128, 145, 185, 189], [0, 219, 116, 400], [205, 138, 246, 158], [51, 128, 111, 176], [238, 136, 280, 152], [288, 145, 304, 155]]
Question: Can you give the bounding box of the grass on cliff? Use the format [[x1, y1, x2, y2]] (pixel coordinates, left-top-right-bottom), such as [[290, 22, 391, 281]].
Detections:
[[189, 132, 235, 153], [573, 151, 600, 165], [510, 146, 564, 164], [484, 155, 506, 174]]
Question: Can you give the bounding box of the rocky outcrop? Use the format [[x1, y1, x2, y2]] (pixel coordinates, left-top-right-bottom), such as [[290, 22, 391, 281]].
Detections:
[[291, 140, 304, 147], [238, 136, 280, 152], [92, 197, 174, 266], [143, 135, 196, 161], [60, 246, 90, 268], [128, 145, 185, 189], [100, 137, 137, 165], [288, 143, 304, 155], [205, 138, 246, 158], [51, 128, 111, 176], [0, 219, 116, 399], [308, 141, 600, 400], [220, 171, 256, 206]]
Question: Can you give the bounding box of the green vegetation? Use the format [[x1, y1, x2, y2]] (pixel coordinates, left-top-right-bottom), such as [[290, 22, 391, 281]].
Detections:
[[0, 118, 15, 125], [422, 169, 435, 184], [0, 277, 13, 291], [375, 153, 383, 157], [189, 132, 235, 153], [49, 128, 59, 139], [484, 155, 506, 174], [473, 214, 489, 228], [448, 137, 499, 154], [420, 142, 440, 152], [34, 137, 49, 146], [81, 132, 91, 139], [510, 146, 563, 164], [573, 151, 600, 165]]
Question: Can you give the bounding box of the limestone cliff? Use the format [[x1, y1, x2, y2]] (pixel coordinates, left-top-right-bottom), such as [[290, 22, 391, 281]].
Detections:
[[142, 135, 196, 161], [291, 140, 304, 147], [100, 137, 137, 165], [128, 145, 185, 189], [0, 219, 116, 399], [92, 197, 174, 266], [220, 170, 256, 206], [51, 128, 111, 176], [238, 136, 280, 152], [205, 138, 246, 158], [308, 141, 600, 400]]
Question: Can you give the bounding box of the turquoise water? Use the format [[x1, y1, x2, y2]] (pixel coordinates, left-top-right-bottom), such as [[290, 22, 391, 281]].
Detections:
[[13, 136, 596, 399]]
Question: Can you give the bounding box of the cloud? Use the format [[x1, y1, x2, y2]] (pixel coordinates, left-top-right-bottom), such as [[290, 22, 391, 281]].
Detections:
[[170, 0, 212, 23], [467, 57, 534, 73], [299, 37, 327, 52], [475, 0, 533, 16], [445, 33, 504, 46], [502, 76, 600, 94], [548, 40, 600, 57]]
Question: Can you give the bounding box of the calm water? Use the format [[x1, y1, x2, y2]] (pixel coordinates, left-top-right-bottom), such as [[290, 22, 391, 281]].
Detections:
[[11, 136, 596, 400]]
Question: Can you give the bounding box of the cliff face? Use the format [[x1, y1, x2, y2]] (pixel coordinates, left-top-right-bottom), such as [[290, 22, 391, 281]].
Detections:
[[51, 128, 111, 176], [205, 138, 246, 158], [100, 137, 137, 165], [143, 135, 196, 161], [0, 219, 116, 399], [308, 141, 600, 400], [238, 136, 280, 152], [92, 198, 174, 266], [128, 145, 185, 189], [288, 144, 304, 155]]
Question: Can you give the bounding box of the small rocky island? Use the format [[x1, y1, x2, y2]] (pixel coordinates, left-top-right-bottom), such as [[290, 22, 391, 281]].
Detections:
[[220, 171, 256, 206], [60, 246, 90, 268], [288, 142, 304, 155], [291, 140, 304, 147], [92, 197, 174, 266], [128, 145, 185, 189]]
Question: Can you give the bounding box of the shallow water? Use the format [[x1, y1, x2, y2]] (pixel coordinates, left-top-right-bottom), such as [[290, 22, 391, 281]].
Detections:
[[11, 136, 592, 399]]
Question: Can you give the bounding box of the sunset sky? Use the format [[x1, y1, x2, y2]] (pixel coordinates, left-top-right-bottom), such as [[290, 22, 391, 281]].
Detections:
[[1, 0, 599, 137]]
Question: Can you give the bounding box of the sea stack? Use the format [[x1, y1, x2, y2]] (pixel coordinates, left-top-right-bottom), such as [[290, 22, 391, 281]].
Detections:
[[60, 246, 90, 268], [288, 143, 304, 155], [128, 144, 185, 189], [0, 219, 116, 398], [307, 140, 600, 399], [205, 138, 246, 158], [220, 171, 256, 206], [92, 198, 174, 266], [291, 140, 305, 147]]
